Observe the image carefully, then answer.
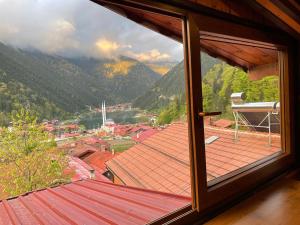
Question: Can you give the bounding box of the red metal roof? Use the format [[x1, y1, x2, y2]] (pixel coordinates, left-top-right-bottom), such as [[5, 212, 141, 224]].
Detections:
[[106, 123, 281, 196], [68, 156, 94, 181], [0, 179, 190, 225], [67, 156, 112, 182]]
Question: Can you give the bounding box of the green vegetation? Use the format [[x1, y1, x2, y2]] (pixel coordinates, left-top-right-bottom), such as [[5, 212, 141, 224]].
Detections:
[[150, 62, 279, 125], [133, 53, 221, 110], [202, 63, 279, 118], [0, 42, 160, 126], [157, 96, 186, 125], [0, 109, 70, 199], [108, 139, 135, 152], [0, 69, 69, 126]]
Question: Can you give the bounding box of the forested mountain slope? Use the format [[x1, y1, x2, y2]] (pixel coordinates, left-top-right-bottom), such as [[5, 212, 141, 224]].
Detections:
[[133, 53, 222, 110], [134, 53, 279, 121], [0, 42, 161, 125], [68, 56, 161, 103]]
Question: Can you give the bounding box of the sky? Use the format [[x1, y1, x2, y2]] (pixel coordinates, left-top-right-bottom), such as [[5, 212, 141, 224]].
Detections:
[[0, 0, 183, 62]]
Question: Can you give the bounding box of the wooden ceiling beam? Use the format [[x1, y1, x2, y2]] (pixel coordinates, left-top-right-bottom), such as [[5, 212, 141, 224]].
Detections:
[[271, 0, 300, 24], [248, 62, 278, 80], [91, 0, 287, 71], [244, 0, 300, 39]]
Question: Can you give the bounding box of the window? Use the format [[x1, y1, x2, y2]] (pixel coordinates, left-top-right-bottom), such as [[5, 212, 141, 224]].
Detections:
[[0, 0, 295, 224], [83, 1, 295, 223], [200, 45, 282, 186]]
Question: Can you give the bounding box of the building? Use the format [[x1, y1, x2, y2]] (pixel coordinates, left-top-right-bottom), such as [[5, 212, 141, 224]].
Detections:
[[0, 178, 190, 225], [2, 0, 300, 224], [106, 123, 280, 196]]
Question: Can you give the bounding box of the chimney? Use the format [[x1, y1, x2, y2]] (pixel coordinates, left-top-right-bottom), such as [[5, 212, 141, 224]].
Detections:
[[112, 149, 115, 155], [89, 169, 95, 179]]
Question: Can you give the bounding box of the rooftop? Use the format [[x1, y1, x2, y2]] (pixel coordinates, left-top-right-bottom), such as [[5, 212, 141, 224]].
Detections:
[[131, 128, 159, 143], [106, 123, 281, 196], [83, 151, 116, 173], [0, 179, 190, 225]]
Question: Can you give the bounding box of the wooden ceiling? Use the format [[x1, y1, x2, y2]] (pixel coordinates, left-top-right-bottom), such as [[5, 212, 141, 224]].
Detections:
[[92, 0, 299, 74]]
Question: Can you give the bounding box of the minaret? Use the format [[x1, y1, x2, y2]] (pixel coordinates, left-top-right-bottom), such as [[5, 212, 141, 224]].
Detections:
[[102, 102, 105, 127], [104, 101, 107, 125]]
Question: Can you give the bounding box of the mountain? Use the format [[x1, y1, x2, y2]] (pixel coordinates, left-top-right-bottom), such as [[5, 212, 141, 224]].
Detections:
[[0, 42, 160, 125], [133, 53, 221, 110], [144, 61, 178, 75], [68, 56, 161, 103]]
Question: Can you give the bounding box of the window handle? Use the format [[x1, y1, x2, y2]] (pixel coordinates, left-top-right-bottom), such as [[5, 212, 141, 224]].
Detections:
[[198, 111, 222, 117]]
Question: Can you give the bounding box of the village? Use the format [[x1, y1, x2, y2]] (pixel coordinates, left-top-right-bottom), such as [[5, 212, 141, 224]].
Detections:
[[41, 102, 161, 183], [40, 96, 281, 196]]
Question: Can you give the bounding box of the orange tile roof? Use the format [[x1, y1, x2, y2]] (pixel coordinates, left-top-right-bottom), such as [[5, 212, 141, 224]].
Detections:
[[67, 144, 98, 158], [106, 123, 281, 196], [80, 136, 108, 145], [213, 119, 234, 128], [83, 151, 115, 173], [131, 129, 159, 143]]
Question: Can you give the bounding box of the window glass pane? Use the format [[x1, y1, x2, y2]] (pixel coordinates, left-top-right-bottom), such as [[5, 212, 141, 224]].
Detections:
[[200, 44, 282, 185], [0, 2, 191, 223]]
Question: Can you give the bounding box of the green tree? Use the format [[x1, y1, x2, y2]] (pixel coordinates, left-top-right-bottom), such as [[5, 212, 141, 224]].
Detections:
[[0, 109, 70, 198], [157, 97, 186, 125]]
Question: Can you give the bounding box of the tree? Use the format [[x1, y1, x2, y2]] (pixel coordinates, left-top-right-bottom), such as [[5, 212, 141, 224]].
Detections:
[[0, 108, 70, 198], [157, 97, 186, 125]]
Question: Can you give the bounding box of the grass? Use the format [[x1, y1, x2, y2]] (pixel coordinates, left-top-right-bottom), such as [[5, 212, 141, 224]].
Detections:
[[107, 139, 135, 152]]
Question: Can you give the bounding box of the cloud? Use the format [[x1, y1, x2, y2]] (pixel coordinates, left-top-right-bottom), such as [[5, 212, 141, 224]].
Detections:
[[127, 49, 171, 62], [95, 38, 133, 58], [39, 19, 79, 53], [96, 38, 120, 53], [0, 0, 183, 62]]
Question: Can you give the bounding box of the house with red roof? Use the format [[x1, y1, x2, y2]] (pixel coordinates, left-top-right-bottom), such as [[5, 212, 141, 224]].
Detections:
[[67, 156, 111, 182], [106, 123, 281, 196], [131, 128, 159, 143], [79, 136, 110, 151], [0, 178, 190, 225], [83, 151, 116, 173]]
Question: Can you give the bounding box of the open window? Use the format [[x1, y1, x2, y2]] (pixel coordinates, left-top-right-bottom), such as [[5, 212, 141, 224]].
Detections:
[[95, 1, 295, 223], [200, 36, 283, 186]]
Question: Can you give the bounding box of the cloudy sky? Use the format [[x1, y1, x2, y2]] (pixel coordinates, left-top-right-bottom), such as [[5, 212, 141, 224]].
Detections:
[[0, 0, 183, 62]]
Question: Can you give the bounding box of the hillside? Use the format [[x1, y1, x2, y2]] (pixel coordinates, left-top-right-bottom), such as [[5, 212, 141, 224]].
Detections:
[[202, 63, 279, 116], [152, 62, 279, 125], [0, 42, 161, 125], [133, 52, 221, 110], [145, 61, 178, 75], [68, 56, 161, 103]]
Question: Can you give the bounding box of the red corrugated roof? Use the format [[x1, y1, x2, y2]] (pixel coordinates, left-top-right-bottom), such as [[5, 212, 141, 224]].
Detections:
[[106, 123, 281, 196], [0, 179, 190, 225], [68, 156, 94, 181]]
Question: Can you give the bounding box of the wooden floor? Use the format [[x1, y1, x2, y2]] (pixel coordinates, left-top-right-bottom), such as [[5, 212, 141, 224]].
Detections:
[[205, 171, 300, 225]]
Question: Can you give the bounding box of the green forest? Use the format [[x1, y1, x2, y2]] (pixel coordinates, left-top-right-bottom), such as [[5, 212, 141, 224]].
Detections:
[[0, 69, 69, 126], [157, 63, 279, 125]]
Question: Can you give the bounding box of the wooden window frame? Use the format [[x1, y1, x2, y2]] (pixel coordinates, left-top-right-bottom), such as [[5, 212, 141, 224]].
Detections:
[[92, 1, 296, 224]]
